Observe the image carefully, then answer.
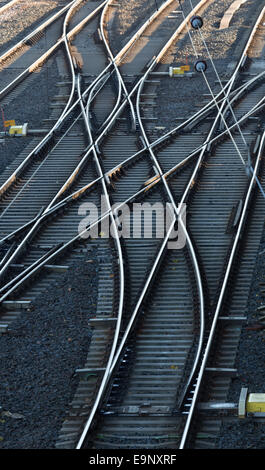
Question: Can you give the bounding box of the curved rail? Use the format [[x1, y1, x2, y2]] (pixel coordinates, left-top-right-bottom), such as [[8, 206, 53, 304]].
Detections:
[[170, 8, 265, 421], [179, 130, 265, 448], [0, 0, 263, 289], [99, 0, 136, 129], [0, 0, 264, 449], [0, 0, 175, 202], [136, 50, 206, 426], [74, 0, 212, 448], [75, 70, 125, 448], [0, 68, 263, 254], [0, 0, 108, 199]]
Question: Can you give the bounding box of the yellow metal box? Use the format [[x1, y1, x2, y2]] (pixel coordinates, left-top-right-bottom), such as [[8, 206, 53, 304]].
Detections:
[[246, 394, 265, 413]]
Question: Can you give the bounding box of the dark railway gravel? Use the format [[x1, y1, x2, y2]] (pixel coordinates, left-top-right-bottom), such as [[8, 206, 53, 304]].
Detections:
[[0, 58, 58, 174], [0, 250, 98, 448], [0, 11, 98, 446]]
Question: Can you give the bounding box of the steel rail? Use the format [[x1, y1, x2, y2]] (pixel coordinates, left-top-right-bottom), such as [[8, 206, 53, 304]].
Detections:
[[0, 172, 167, 299], [0, 0, 260, 342], [154, 70, 265, 148], [75, 69, 126, 449], [112, 1, 265, 448], [1, 88, 263, 301], [99, 5, 265, 183], [0, 70, 263, 282], [176, 5, 265, 447], [1, 0, 262, 298], [1, 82, 263, 297], [2, 67, 263, 235], [0, 0, 178, 284], [0, 0, 187, 217], [100, 0, 136, 130], [136, 39, 206, 429], [153, 2, 265, 148], [2, 94, 263, 298], [130, 0, 264, 410], [169, 34, 264, 416], [76, 221, 177, 448], [105, 70, 265, 178], [0, 72, 265, 252], [0, 0, 179, 279], [0, 8, 262, 448], [179, 129, 265, 449], [0, 0, 254, 212], [0, 0, 176, 202], [173, 5, 265, 212], [164, 94, 265, 178], [74, 0, 213, 449], [221, 76, 265, 125], [0, 0, 108, 199], [60, 0, 83, 122], [1, 0, 263, 208], [170, 97, 264, 205], [0, 0, 102, 102], [0, 0, 85, 280], [108, 217, 177, 369], [86, 69, 122, 135], [0, 0, 263, 286]]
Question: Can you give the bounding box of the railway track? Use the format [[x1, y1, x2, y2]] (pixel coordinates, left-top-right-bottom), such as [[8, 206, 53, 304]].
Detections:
[[0, 0, 197, 306], [0, 1, 75, 91], [0, 0, 264, 450], [58, 0, 265, 449]]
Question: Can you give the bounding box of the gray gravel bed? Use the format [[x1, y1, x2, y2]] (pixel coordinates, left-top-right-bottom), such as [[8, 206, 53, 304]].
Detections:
[[0, 250, 98, 448], [156, 0, 263, 131], [0, 0, 60, 53], [108, 0, 165, 55]]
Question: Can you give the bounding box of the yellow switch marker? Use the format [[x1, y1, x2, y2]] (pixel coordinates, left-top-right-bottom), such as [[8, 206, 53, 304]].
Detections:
[[247, 394, 265, 414]]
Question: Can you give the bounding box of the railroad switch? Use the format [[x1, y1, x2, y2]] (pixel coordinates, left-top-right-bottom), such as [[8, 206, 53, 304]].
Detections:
[[198, 388, 265, 419], [0, 124, 49, 138], [9, 123, 28, 136], [169, 66, 194, 77], [239, 388, 265, 418], [101, 404, 173, 416]]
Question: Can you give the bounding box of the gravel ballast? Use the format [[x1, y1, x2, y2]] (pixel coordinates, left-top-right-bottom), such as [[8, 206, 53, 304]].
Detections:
[[155, 0, 263, 131], [0, 251, 98, 448], [0, 57, 59, 174]]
